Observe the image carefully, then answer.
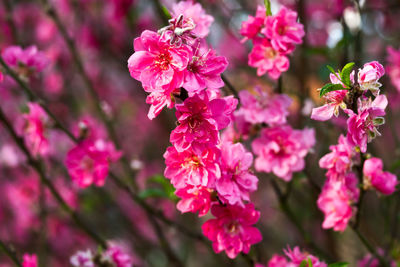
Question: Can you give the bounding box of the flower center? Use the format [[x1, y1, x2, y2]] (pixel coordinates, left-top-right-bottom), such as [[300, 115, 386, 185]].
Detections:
[[154, 52, 172, 71]]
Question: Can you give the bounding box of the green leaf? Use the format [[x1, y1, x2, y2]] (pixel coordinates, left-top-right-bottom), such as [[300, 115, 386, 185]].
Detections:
[[139, 188, 169, 199], [264, 0, 272, 16], [340, 62, 355, 87], [146, 174, 178, 201], [161, 5, 172, 20], [328, 262, 349, 267], [319, 83, 346, 97], [326, 65, 341, 82], [299, 259, 313, 267]]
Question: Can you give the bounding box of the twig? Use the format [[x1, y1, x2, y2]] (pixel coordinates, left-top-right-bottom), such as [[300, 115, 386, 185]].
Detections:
[[221, 74, 239, 99], [0, 239, 22, 267]]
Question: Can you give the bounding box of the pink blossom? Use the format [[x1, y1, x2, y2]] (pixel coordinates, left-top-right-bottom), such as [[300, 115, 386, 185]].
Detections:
[[317, 175, 359, 232], [262, 7, 305, 53], [127, 30, 191, 91], [319, 135, 355, 179], [2, 45, 49, 75], [175, 185, 212, 216], [363, 157, 397, 195], [346, 95, 388, 153], [235, 88, 292, 126], [183, 44, 228, 93], [145, 88, 179, 120], [170, 92, 237, 152], [70, 250, 94, 267], [65, 139, 122, 188], [248, 38, 289, 79], [202, 203, 262, 259], [216, 142, 258, 206], [252, 125, 315, 181], [386, 46, 400, 92], [171, 1, 214, 38], [103, 243, 133, 267], [284, 246, 327, 267], [22, 254, 38, 267], [329, 71, 355, 87], [240, 5, 266, 41], [311, 90, 348, 121], [164, 146, 221, 189], [17, 102, 49, 157], [267, 254, 288, 267], [358, 61, 385, 95]]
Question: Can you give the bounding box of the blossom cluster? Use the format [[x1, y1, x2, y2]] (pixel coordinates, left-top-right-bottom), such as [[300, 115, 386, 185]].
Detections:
[[240, 5, 305, 79], [312, 61, 398, 232], [127, 1, 262, 259]]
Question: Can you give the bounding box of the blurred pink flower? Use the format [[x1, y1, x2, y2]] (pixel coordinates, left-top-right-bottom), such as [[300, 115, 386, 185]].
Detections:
[[202, 203, 262, 259], [262, 7, 304, 53], [70, 250, 94, 267], [103, 243, 133, 267], [363, 157, 397, 195], [22, 254, 38, 267], [284, 246, 327, 267], [252, 125, 315, 181], [386, 46, 400, 92], [65, 139, 122, 188], [171, 1, 214, 38], [235, 88, 292, 126], [240, 5, 266, 41], [248, 38, 289, 79], [2, 45, 49, 75], [267, 254, 288, 267], [216, 142, 258, 206]]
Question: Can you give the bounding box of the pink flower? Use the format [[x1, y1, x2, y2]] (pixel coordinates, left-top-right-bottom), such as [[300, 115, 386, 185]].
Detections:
[[317, 175, 359, 232], [103, 243, 133, 267], [386, 46, 400, 92], [22, 254, 38, 267], [171, 1, 214, 38], [248, 38, 289, 79], [216, 142, 258, 206], [17, 102, 49, 157], [363, 157, 397, 195], [240, 5, 266, 41], [65, 139, 122, 188], [183, 45, 228, 93], [319, 135, 355, 179], [164, 146, 221, 189], [252, 125, 315, 181], [267, 254, 288, 267], [262, 7, 305, 53], [311, 90, 348, 121], [329, 71, 355, 87], [170, 92, 237, 152], [175, 185, 212, 216], [358, 61, 385, 95], [70, 250, 94, 267], [235, 88, 292, 126], [2, 45, 49, 75], [127, 30, 191, 91], [346, 95, 388, 153], [284, 246, 327, 267], [145, 88, 179, 120], [202, 203, 262, 259]]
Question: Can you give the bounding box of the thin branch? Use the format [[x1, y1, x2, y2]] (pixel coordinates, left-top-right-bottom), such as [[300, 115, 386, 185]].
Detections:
[[221, 74, 239, 99], [0, 239, 22, 267]]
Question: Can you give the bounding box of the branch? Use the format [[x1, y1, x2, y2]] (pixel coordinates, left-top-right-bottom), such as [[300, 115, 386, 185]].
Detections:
[[0, 239, 22, 267]]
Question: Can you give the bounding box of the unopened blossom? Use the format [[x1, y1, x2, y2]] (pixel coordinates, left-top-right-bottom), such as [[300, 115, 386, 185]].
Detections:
[[262, 7, 305, 53], [284, 246, 327, 267], [202, 203, 262, 259], [216, 142, 258, 206], [252, 125, 315, 181], [70, 250, 94, 267], [358, 61, 385, 95], [127, 30, 191, 91], [175, 185, 212, 216], [17, 102, 49, 157], [171, 1, 214, 38], [22, 254, 38, 267], [170, 92, 237, 152], [183, 44, 228, 93], [248, 38, 289, 79], [2, 46, 49, 76], [319, 135, 355, 180], [346, 95, 388, 153], [65, 139, 122, 188], [386, 46, 400, 92], [317, 174, 359, 232], [363, 157, 397, 195], [240, 5, 267, 41], [235, 87, 292, 126], [102, 243, 133, 267], [164, 146, 221, 189]]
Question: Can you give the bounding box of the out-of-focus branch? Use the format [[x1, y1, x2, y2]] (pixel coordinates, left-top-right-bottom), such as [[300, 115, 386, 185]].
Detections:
[[221, 74, 239, 99], [0, 239, 22, 267], [0, 105, 108, 249]]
